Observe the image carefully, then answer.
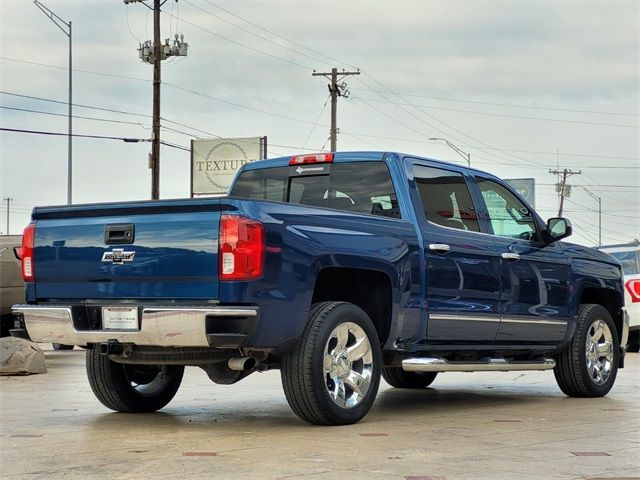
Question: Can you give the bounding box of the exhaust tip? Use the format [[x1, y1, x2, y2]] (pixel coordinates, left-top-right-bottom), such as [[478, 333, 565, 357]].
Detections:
[[228, 356, 257, 371]]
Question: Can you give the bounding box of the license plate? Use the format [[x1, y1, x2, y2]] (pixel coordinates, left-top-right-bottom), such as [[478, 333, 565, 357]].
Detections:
[[102, 307, 139, 330]]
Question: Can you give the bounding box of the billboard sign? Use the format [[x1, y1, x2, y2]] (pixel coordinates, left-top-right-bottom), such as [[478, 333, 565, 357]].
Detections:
[[504, 178, 535, 207], [191, 137, 266, 196]]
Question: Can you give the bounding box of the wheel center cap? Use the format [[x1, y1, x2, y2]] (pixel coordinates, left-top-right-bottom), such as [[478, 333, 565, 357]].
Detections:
[[334, 352, 350, 377]]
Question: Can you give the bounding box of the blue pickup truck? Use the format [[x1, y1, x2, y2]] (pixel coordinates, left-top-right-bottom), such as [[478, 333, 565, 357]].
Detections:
[[13, 151, 629, 425]]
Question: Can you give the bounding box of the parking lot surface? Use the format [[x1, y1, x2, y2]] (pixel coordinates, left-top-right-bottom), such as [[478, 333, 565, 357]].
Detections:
[[1, 347, 639, 480]]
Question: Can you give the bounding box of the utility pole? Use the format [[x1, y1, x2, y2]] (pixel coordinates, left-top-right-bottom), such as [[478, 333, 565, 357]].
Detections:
[[34, 0, 72, 205], [152, 0, 161, 200], [583, 188, 602, 245], [549, 168, 581, 217], [125, 0, 188, 199], [3, 197, 12, 235], [312, 68, 360, 151]]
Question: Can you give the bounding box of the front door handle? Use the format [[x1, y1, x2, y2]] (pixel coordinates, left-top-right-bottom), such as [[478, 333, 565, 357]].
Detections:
[[429, 243, 451, 253], [501, 252, 520, 261]]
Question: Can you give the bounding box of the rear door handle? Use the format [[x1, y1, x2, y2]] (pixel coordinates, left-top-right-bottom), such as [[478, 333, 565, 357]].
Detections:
[[501, 252, 520, 261], [429, 243, 450, 253]]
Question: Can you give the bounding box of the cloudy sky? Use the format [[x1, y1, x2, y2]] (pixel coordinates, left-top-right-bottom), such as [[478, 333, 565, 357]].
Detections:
[[1, 0, 638, 246]]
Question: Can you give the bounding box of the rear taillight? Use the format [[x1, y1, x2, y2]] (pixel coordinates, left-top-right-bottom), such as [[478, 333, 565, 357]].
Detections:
[[219, 215, 265, 281], [289, 153, 334, 165], [21, 223, 35, 282], [625, 279, 640, 303]]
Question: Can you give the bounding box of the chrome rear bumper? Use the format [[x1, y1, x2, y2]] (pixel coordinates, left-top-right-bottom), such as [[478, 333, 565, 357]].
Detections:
[[11, 305, 259, 348]]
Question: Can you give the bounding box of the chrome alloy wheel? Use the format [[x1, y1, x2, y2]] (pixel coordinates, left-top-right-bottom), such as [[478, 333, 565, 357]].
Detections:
[[585, 319, 614, 385], [323, 322, 374, 409]]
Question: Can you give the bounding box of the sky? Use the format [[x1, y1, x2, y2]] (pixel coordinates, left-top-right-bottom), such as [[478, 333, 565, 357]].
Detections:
[[0, 0, 638, 246]]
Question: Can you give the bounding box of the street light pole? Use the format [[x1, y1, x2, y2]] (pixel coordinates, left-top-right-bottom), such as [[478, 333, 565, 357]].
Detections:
[[34, 0, 72, 205], [429, 137, 471, 167], [583, 188, 602, 246]]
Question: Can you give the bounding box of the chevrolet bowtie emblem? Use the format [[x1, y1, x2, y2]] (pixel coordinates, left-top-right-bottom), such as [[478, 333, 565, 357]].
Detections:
[[101, 248, 135, 265]]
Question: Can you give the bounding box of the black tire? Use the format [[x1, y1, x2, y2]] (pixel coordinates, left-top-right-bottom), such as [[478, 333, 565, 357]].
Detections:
[[281, 301, 382, 425], [86, 347, 184, 413], [382, 367, 437, 389], [554, 304, 619, 397], [52, 343, 74, 351], [626, 330, 640, 353]]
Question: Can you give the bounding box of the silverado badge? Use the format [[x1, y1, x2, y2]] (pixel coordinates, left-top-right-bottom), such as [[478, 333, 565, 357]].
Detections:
[[101, 248, 135, 265]]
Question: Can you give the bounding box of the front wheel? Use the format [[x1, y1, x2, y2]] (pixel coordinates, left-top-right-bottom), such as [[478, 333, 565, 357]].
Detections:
[[554, 304, 619, 397], [86, 347, 184, 412], [281, 302, 382, 425]]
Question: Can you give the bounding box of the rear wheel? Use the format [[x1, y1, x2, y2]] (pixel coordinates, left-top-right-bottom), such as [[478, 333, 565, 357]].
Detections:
[[554, 304, 619, 397], [281, 302, 382, 425], [86, 347, 184, 412], [382, 367, 437, 389]]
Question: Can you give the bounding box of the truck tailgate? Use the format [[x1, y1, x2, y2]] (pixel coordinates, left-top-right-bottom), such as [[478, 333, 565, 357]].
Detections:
[[31, 199, 222, 301]]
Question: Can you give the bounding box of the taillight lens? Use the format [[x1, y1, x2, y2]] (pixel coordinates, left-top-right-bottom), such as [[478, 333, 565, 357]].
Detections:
[[21, 223, 36, 282], [289, 153, 334, 165], [219, 215, 265, 281], [625, 279, 640, 303]]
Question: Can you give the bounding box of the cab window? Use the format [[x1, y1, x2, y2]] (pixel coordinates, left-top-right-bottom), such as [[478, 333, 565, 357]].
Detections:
[[476, 177, 538, 241], [231, 161, 400, 219], [413, 165, 479, 232]]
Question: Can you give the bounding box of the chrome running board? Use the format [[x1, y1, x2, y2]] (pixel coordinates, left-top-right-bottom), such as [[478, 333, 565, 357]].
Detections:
[[402, 356, 556, 373]]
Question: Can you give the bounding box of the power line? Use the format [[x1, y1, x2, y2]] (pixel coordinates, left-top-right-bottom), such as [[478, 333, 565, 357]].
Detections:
[[566, 209, 636, 240], [0, 126, 150, 143], [0, 56, 150, 83], [202, 0, 357, 70], [183, 0, 332, 67], [352, 94, 639, 128], [170, 10, 312, 70], [4, 57, 636, 168], [0, 90, 324, 151], [352, 87, 639, 118], [336, 129, 639, 163], [159, 139, 189, 151], [0, 91, 150, 118], [3, 54, 637, 171], [581, 171, 639, 204], [0, 105, 151, 129], [353, 73, 550, 170], [302, 93, 329, 149], [5, 88, 635, 169], [163, 82, 323, 127]]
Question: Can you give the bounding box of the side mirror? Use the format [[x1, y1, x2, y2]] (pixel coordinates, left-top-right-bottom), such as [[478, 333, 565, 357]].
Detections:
[[545, 217, 572, 243]]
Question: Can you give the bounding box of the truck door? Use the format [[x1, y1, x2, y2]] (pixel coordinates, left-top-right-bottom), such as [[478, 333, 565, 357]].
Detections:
[[473, 176, 571, 342], [413, 164, 502, 342]]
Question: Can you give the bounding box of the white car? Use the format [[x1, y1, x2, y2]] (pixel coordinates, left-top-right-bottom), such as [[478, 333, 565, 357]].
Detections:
[[599, 240, 640, 352]]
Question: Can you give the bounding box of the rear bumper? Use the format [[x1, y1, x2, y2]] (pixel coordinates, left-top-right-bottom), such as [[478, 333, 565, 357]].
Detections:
[[11, 304, 259, 348]]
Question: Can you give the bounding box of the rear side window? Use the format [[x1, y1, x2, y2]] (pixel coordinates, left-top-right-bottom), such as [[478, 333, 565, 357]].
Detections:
[[413, 165, 479, 232], [230, 161, 400, 218]]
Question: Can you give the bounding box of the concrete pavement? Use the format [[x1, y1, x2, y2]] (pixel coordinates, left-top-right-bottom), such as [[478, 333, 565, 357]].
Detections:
[[1, 347, 639, 480]]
